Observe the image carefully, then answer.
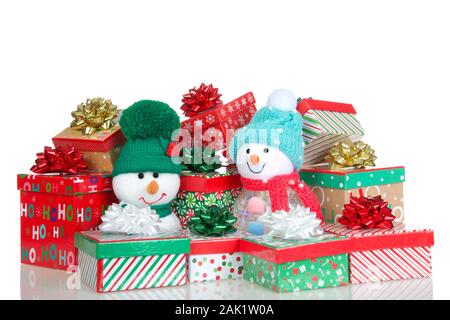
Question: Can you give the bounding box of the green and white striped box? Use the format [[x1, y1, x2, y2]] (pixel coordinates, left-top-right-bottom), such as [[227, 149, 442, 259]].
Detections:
[[75, 231, 190, 293], [297, 98, 364, 166]]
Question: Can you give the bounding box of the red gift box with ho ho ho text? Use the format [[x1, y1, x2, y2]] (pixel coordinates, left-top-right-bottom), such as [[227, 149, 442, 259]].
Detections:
[[17, 172, 117, 270]]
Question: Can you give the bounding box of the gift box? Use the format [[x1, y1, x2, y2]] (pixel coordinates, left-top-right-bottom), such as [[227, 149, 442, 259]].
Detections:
[[297, 99, 364, 165], [75, 231, 190, 293], [18, 173, 116, 270], [323, 223, 434, 284], [171, 168, 242, 228], [240, 234, 350, 292], [52, 126, 125, 172], [300, 166, 405, 223], [188, 232, 244, 283], [181, 92, 256, 146]]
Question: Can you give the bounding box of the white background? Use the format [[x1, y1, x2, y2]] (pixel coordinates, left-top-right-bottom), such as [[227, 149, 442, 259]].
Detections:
[[1, 0, 449, 299]]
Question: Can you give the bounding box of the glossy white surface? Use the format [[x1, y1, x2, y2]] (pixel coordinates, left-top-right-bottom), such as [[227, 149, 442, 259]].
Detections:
[[20, 264, 432, 300]]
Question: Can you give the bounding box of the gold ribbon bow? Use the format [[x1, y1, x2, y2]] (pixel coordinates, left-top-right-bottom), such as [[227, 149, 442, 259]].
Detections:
[[70, 98, 119, 135], [325, 140, 377, 169]]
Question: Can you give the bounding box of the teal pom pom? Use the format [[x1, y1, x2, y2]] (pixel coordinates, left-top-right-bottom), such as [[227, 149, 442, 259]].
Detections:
[[119, 100, 180, 140]]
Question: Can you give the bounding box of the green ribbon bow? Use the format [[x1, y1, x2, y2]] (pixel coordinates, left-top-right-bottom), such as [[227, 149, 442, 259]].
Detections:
[[188, 205, 237, 236], [180, 147, 222, 173]]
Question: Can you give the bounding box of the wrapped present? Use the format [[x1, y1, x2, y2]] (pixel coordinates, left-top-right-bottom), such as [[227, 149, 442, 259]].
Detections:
[[188, 232, 244, 283], [300, 166, 405, 223], [297, 98, 364, 165], [180, 88, 256, 146], [323, 223, 434, 284], [75, 230, 190, 293], [240, 234, 350, 292], [52, 98, 124, 172], [18, 173, 117, 270], [172, 168, 242, 228]]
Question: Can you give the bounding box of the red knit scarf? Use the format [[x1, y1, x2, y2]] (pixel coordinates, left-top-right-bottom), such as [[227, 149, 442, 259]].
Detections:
[[240, 171, 323, 222]]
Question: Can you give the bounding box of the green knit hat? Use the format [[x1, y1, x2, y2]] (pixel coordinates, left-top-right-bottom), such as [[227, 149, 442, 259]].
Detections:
[[113, 100, 182, 177]]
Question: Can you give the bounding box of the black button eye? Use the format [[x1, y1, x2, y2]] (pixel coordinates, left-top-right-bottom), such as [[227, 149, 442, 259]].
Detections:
[[263, 148, 269, 153], [246, 148, 250, 154], [138, 173, 144, 179], [153, 173, 159, 178]]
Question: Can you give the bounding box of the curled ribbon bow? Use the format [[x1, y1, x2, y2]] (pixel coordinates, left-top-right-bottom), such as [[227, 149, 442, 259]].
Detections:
[[71, 97, 119, 135], [188, 205, 237, 236], [325, 140, 376, 169], [30, 145, 88, 174], [180, 83, 222, 117], [338, 189, 395, 230]]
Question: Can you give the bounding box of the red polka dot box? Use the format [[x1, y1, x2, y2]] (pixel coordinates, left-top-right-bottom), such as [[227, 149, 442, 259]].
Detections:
[[239, 233, 351, 293], [188, 232, 244, 283]]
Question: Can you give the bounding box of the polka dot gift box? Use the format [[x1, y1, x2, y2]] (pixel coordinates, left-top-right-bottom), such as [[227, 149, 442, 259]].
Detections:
[[17, 173, 117, 270], [188, 232, 244, 283], [240, 233, 350, 293], [300, 166, 405, 224]]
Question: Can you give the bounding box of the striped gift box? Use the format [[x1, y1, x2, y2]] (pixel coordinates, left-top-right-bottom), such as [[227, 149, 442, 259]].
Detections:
[[297, 99, 364, 166], [323, 223, 434, 284], [75, 231, 190, 293]]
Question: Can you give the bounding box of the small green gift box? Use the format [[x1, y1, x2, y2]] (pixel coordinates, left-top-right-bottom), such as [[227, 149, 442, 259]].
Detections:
[[240, 234, 350, 293]]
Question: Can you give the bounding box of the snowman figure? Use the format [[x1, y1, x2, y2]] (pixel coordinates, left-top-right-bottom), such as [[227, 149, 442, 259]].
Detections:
[[230, 89, 323, 237], [99, 100, 182, 235]]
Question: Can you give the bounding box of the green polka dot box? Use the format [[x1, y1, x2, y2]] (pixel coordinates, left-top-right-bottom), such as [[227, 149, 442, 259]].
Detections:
[[300, 166, 405, 224], [188, 232, 244, 283], [75, 231, 190, 293], [240, 233, 350, 293]]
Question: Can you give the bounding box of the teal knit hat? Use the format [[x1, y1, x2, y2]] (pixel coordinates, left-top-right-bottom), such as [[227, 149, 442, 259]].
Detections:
[[113, 100, 182, 177], [230, 89, 304, 169]]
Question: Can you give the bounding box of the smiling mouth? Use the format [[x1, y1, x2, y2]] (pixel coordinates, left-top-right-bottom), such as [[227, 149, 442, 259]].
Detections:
[[139, 193, 167, 205], [246, 162, 266, 174]]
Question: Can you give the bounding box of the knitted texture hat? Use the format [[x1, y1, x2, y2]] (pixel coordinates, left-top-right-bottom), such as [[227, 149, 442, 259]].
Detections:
[[230, 89, 304, 169], [112, 100, 182, 177]]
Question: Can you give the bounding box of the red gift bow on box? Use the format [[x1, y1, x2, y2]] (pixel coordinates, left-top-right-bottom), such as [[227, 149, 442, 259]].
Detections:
[[338, 189, 395, 230], [30, 145, 88, 174], [180, 83, 222, 117]]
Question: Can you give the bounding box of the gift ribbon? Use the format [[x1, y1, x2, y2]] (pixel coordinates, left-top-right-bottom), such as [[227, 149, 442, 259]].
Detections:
[[325, 140, 377, 169], [180, 83, 222, 117], [30, 145, 88, 174], [180, 147, 222, 173], [258, 205, 324, 240], [338, 189, 395, 230], [188, 205, 237, 236], [71, 97, 119, 135]]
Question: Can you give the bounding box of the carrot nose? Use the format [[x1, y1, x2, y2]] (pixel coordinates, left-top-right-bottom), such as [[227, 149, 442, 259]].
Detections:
[[147, 180, 159, 195], [249, 154, 260, 165]]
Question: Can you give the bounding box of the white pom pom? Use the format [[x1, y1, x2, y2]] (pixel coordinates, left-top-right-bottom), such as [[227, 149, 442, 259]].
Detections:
[[266, 89, 297, 112]]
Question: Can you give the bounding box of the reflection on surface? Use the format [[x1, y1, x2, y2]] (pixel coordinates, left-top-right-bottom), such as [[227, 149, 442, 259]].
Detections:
[[20, 264, 433, 300]]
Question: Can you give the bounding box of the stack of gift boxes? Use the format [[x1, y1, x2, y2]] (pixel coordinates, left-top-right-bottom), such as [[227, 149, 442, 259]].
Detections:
[[17, 89, 433, 294]]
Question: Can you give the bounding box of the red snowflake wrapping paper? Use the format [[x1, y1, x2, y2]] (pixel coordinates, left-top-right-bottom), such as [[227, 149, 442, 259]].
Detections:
[[17, 173, 117, 270], [180, 92, 256, 146], [188, 232, 244, 282], [323, 223, 434, 284]]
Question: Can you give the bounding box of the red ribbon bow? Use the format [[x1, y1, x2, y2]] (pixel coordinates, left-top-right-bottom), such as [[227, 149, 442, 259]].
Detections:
[[30, 145, 88, 174], [338, 189, 395, 230], [180, 83, 222, 117]]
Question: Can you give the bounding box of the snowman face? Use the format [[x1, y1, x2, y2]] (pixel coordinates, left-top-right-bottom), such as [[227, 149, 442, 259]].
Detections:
[[236, 143, 294, 180], [112, 172, 180, 207]]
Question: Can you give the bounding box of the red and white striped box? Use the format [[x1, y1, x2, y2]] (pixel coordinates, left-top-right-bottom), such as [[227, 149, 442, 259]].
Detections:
[[75, 231, 190, 293], [188, 232, 243, 282], [323, 223, 434, 284]]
